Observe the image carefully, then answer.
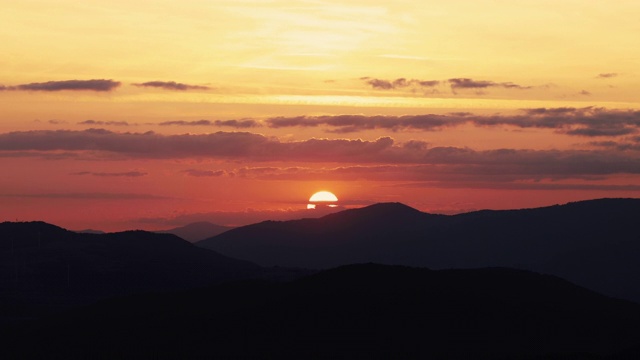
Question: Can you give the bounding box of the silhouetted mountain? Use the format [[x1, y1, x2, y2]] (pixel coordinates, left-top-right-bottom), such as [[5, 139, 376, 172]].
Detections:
[[156, 221, 232, 242], [197, 198, 640, 302], [198, 202, 443, 267], [0, 221, 261, 322], [74, 228, 105, 234], [3, 264, 639, 359]]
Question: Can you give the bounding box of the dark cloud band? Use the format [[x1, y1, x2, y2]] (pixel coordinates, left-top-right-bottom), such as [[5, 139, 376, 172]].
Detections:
[[159, 120, 259, 128], [133, 81, 209, 91], [360, 77, 532, 94], [1, 129, 639, 181], [597, 73, 618, 79], [448, 78, 532, 91], [263, 108, 640, 137], [78, 120, 131, 126], [70, 171, 147, 177], [9, 79, 120, 92], [361, 77, 440, 90], [182, 169, 226, 177]]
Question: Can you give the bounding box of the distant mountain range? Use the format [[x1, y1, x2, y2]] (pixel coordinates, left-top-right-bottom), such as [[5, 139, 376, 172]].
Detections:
[[197, 198, 640, 302], [0, 221, 263, 321], [73, 221, 233, 242], [156, 221, 233, 242], [4, 204, 640, 358], [4, 264, 639, 359]]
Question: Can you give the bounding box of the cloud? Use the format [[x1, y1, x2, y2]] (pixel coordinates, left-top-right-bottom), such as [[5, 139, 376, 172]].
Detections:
[[159, 119, 260, 128], [579, 90, 591, 96], [233, 166, 309, 178], [0, 129, 446, 164], [2, 128, 640, 178], [211, 158, 640, 188], [522, 107, 577, 115], [396, 181, 640, 192], [448, 78, 532, 93], [263, 108, 640, 137], [132, 81, 209, 91], [361, 77, 440, 90], [8, 79, 120, 92], [0, 151, 80, 160], [214, 119, 260, 128], [229, 165, 415, 181], [137, 206, 346, 227], [2, 128, 640, 187], [473, 107, 640, 137], [0, 192, 167, 200], [0, 129, 280, 159], [182, 169, 226, 177], [513, 107, 640, 137], [414, 80, 441, 87], [565, 128, 635, 137], [266, 114, 463, 133], [33, 107, 640, 141], [48, 120, 67, 125], [588, 139, 640, 152], [2, 109, 639, 161], [159, 120, 214, 126], [588, 140, 619, 148], [70, 171, 147, 177], [362, 78, 394, 90], [78, 120, 131, 126], [448, 78, 495, 89], [597, 73, 618, 79], [331, 148, 640, 181]]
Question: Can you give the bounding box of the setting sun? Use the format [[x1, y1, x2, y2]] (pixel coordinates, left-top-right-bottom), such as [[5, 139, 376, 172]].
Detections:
[[309, 191, 338, 202], [307, 191, 339, 209]]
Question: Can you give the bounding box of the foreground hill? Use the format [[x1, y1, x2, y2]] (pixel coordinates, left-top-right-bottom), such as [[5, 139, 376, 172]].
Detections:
[[0, 221, 262, 321], [3, 264, 639, 359], [197, 198, 640, 302], [156, 221, 233, 242]]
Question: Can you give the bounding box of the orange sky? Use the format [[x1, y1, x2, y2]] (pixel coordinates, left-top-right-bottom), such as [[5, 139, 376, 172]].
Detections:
[[1, 0, 640, 231]]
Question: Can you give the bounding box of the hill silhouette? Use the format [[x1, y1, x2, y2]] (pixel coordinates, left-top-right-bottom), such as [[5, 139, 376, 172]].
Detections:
[[156, 221, 233, 242], [197, 198, 640, 302], [3, 264, 639, 359], [0, 221, 261, 322], [74, 228, 105, 234]]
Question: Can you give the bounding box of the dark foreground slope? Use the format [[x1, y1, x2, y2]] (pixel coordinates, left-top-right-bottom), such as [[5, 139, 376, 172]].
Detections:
[[0, 221, 262, 321], [197, 198, 640, 302], [3, 264, 640, 359]]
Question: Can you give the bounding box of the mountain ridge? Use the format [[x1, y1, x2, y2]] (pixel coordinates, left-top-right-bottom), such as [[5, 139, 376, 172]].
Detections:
[[197, 198, 640, 302], [0, 221, 263, 320]]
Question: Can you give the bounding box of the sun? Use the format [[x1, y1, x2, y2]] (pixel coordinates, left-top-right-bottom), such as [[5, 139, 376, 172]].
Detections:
[[307, 191, 338, 209], [309, 191, 338, 202]]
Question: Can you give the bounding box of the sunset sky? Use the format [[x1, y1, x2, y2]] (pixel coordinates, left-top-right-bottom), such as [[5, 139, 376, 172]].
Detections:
[[1, 0, 640, 231]]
